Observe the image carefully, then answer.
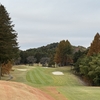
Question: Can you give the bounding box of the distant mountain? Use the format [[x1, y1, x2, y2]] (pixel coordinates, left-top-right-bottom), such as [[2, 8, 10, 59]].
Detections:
[[72, 46, 87, 54], [26, 43, 86, 54]]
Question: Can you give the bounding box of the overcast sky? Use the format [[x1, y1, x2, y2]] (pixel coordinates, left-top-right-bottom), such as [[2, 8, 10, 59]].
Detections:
[[1, 0, 100, 50]]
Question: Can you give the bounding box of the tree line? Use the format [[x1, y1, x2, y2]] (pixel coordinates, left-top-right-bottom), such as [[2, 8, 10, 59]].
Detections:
[[17, 41, 86, 66]]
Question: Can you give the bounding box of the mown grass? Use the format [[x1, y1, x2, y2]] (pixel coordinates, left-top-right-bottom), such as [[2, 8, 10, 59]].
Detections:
[[3, 65, 100, 100], [26, 66, 100, 100], [26, 67, 83, 86], [59, 86, 100, 100]]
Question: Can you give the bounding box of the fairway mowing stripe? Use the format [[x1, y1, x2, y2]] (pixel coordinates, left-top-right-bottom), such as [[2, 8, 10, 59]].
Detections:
[[28, 71, 37, 83], [34, 70, 49, 84], [32, 68, 53, 85], [27, 67, 83, 86], [26, 71, 34, 83], [36, 68, 53, 85], [31, 70, 42, 84], [27, 70, 41, 84], [27, 69, 42, 84], [57, 76, 66, 85], [42, 68, 67, 86], [34, 69, 46, 84], [52, 76, 64, 86]]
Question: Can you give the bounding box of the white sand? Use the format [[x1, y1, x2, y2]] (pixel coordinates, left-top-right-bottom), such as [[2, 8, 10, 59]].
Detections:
[[17, 69, 27, 71], [43, 67, 48, 68], [52, 71, 64, 75]]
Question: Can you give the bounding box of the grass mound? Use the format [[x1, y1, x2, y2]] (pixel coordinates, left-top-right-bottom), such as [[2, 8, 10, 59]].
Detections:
[[0, 81, 55, 100]]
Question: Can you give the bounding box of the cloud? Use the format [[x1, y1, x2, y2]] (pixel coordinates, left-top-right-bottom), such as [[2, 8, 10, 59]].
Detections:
[[1, 0, 100, 50]]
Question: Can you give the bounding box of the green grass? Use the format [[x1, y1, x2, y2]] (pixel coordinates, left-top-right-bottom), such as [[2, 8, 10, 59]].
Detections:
[[59, 86, 100, 100], [26, 66, 100, 100], [26, 67, 53, 85], [2, 65, 100, 100], [26, 67, 83, 86]]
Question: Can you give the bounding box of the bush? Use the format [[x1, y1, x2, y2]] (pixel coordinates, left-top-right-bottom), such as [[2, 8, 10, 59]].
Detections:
[[74, 53, 100, 86]]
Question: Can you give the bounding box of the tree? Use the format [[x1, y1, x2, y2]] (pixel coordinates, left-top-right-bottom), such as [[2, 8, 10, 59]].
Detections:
[[73, 50, 83, 63], [79, 54, 100, 86], [54, 40, 72, 66], [26, 56, 36, 66], [54, 40, 65, 65], [87, 33, 100, 56], [0, 4, 19, 79], [14, 57, 21, 65], [40, 57, 50, 67]]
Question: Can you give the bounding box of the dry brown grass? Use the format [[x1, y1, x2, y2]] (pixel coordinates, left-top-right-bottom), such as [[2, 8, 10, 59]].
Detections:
[[0, 81, 55, 100]]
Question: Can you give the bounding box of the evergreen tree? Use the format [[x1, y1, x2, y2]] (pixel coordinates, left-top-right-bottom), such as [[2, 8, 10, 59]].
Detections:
[[0, 4, 19, 79], [73, 50, 83, 63], [79, 54, 100, 86], [87, 33, 100, 56]]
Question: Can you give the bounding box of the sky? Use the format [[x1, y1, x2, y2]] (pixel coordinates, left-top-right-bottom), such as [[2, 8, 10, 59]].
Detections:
[[1, 0, 100, 50]]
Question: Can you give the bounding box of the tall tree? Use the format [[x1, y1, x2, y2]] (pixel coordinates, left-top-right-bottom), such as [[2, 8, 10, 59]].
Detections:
[[87, 33, 100, 56], [54, 40, 72, 66], [0, 4, 19, 79], [54, 40, 65, 66]]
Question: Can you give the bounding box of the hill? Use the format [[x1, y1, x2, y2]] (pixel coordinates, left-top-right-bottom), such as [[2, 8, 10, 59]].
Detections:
[[0, 80, 55, 100], [19, 42, 86, 64]]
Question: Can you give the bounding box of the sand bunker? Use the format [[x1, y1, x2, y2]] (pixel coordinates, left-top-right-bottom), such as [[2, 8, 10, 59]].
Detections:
[[17, 69, 27, 71], [52, 71, 64, 75]]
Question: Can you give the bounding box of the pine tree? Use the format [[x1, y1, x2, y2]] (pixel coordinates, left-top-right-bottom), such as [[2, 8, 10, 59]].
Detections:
[[87, 33, 100, 56], [0, 4, 19, 79]]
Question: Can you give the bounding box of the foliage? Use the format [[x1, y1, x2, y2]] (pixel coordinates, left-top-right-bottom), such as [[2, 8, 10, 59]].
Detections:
[[74, 33, 100, 86], [73, 50, 84, 63], [0, 4, 19, 78], [20, 51, 28, 64], [72, 46, 86, 54], [14, 57, 21, 65], [0, 4, 19, 63], [74, 54, 100, 86], [19, 41, 86, 66], [20, 43, 58, 64], [1, 61, 12, 75], [40, 57, 50, 66], [54, 40, 73, 66], [26, 56, 37, 65], [87, 33, 100, 56]]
